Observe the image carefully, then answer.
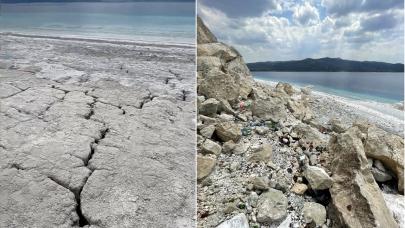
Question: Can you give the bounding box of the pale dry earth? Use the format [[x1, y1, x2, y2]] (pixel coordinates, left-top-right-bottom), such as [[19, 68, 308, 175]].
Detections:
[[0, 34, 196, 228]]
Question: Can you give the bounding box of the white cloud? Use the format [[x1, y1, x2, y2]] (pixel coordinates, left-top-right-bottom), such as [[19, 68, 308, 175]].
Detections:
[[322, 0, 404, 16], [321, 16, 335, 32], [360, 10, 402, 32], [321, 0, 361, 16], [198, 0, 404, 63], [293, 2, 320, 25], [198, 0, 280, 18]]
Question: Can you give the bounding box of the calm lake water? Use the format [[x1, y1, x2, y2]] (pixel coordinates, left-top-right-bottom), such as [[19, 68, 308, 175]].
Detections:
[[253, 71, 404, 103], [0, 2, 195, 44]]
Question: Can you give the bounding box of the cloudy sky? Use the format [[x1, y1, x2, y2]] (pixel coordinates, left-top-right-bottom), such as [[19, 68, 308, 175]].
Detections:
[[198, 0, 404, 63]]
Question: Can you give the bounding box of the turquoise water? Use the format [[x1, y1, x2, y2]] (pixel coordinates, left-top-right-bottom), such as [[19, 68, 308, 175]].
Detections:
[[0, 2, 195, 44], [253, 71, 404, 103]]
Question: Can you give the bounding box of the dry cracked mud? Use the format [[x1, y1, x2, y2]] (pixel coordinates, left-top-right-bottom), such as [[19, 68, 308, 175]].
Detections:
[[0, 34, 195, 227]]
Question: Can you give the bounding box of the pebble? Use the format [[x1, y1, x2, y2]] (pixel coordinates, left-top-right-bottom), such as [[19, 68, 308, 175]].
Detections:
[[302, 202, 327, 226], [247, 191, 259, 207], [309, 154, 317, 165], [267, 161, 279, 170], [255, 126, 269, 135], [374, 160, 386, 171], [230, 161, 241, 171], [223, 141, 236, 154], [282, 138, 289, 144], [251, 177, 269, 191], [291, 183, 308, 195]]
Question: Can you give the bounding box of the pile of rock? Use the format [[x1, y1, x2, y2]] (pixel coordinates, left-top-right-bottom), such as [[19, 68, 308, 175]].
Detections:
[[197, 17, 328, 228], [328, 125, 400, 227], [197, 17, 404, 228]]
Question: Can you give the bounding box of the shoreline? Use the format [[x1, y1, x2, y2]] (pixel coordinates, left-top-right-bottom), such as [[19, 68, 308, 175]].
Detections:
[[255, 78, 403, 105], [0, 32, 195, 49], [254, 78, 403, 104], [250, 70, 405, 73], [0, 34, 195, 87], [256, 79, 404, 136]]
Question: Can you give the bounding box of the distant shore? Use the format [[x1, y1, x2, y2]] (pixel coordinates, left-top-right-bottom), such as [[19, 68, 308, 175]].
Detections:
[[247, 57, 404, 72], [253, 71, 404, 104], [249, 70, 405, 72]]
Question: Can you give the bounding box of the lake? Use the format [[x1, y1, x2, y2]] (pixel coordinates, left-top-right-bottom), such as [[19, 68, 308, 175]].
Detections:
[[253, 71, 404, 103], [0, 2, 195, 44]]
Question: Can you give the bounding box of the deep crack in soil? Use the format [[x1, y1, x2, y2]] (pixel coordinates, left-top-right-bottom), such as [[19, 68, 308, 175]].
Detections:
[[76, 127, 110, 226], [0, 34, 195, 227]]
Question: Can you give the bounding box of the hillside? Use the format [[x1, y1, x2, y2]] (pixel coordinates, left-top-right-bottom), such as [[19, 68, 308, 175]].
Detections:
[[247, 57, 404, 72]]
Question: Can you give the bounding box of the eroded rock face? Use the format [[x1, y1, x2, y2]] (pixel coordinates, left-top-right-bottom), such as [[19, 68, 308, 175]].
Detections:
[[362, 125, 404, 193], [0, 34, 195, 227], [351, 120, 404, 192], [197, 18, 253, 104], [328, 126, 398, 228], [197, 16, 218, 44], [198, 68, 241, 102]]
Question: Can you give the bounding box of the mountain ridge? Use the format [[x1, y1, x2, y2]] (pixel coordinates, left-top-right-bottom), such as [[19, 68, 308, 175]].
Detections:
[[247, 57, 404, 72]]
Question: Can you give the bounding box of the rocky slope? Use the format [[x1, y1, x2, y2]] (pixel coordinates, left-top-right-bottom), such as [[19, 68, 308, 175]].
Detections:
[[197, 17, 404, 228], [0, 34, 195, 227]]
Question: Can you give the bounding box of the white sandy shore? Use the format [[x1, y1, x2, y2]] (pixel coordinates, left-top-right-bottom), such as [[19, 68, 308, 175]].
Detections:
[[256, 79, 404, 136], [0, 32, 195, 48], [0, 34, 195, 89]]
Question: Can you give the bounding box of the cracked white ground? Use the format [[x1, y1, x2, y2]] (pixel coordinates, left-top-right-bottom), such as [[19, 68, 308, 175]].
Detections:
[[0, 34, 196, 227]]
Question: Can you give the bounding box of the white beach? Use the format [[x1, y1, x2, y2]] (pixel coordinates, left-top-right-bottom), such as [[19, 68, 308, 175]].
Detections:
[[256, 79, 404, 136]]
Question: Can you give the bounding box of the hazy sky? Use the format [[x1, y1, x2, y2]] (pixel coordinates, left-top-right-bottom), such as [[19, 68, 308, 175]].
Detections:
[[198, 0, 404, 63], [3, 0, 194, 2]]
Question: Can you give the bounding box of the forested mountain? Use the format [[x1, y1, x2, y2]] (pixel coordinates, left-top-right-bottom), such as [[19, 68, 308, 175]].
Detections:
[[247, 57, 404, 72]]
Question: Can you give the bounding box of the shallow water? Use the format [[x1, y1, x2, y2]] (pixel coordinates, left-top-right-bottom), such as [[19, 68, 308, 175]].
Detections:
[[0, 2, 195, 44], [253, 71, 404, 103]]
